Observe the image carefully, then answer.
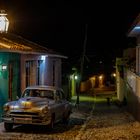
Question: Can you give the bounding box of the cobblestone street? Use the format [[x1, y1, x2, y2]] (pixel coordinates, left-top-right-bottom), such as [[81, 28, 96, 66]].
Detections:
[[0, 96, 94, 140], [0, 94, 140, 140], [75, 96, 140, 140]]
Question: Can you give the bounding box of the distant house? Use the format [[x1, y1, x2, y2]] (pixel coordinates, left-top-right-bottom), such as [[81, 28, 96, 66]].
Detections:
[[0, 33, 67, 113]]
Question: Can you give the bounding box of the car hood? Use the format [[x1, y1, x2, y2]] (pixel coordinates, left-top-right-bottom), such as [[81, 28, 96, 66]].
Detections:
[[10, 97, 54, 109]]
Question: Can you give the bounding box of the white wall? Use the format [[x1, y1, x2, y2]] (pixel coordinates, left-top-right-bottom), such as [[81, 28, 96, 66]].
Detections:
[[44, 57, 61, 87], [20, 54, 62, 92]]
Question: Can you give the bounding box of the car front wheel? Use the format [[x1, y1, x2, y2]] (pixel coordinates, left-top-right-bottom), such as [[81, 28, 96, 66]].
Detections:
[[63, 111, 71, 124], [4, 122, 13, 132], [49, 114, 55, 129]]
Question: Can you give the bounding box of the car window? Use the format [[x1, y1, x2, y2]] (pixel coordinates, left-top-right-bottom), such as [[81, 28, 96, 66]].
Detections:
[[40, 90, 54, 99], [55, 90, 61, 100], [22, 89, 54, 99], [22, 89, 30, 97], [60, 91, 65, 99], [55, 90, 66, 100], [31, 90, 40, 97]]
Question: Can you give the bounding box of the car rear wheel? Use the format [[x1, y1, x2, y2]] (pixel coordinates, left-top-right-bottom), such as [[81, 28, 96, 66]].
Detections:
[[4, 122, 13, 132]]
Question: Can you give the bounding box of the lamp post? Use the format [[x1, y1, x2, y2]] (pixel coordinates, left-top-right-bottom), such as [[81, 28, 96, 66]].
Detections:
[[0, 10, 9, 33], [76, 23, 88, 105]]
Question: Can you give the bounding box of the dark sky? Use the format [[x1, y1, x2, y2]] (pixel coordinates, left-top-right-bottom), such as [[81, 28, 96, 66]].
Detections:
[[1, 1, 140, 76]]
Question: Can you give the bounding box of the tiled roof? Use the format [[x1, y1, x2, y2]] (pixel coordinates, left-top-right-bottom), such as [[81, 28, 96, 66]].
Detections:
[[0, 33, 67, 58]]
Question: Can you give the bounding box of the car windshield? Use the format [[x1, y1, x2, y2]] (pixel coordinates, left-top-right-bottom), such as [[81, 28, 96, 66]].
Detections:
[[22, 89, 54, 99]]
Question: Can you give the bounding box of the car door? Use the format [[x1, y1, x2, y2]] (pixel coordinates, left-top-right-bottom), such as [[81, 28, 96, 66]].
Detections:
[[54, 90, 65, 121]]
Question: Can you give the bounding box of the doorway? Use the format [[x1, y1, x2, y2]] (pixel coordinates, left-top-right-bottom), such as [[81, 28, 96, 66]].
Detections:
[[8, 62, 13, 101]]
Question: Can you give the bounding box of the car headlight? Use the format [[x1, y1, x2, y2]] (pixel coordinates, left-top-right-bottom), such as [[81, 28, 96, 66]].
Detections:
[[3, 104, 10, 112], [42, 107, 48, 114]]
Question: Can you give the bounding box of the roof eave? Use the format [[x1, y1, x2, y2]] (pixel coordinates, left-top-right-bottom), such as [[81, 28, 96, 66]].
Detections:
[[128, 14, 140, 37]]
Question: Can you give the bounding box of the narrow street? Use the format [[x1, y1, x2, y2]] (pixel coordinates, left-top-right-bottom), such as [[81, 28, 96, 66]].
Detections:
[[75, 95, 140, 140], [0, 92, 140, 140]]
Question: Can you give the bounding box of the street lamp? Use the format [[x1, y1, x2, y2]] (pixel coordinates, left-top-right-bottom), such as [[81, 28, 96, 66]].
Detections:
[[74, 75, 78, 80], [0, 10, 9, 33]]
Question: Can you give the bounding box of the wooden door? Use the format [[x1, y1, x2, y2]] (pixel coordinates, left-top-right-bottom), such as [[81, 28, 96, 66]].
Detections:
[[8, 63, 13, 101]]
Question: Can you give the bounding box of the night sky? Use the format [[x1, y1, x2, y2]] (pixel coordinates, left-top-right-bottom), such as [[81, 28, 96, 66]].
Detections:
[[1, 1, 140, 78]]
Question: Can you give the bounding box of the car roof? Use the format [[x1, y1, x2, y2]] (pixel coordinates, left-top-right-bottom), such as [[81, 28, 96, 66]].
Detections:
[[25, 85, 63, 91]]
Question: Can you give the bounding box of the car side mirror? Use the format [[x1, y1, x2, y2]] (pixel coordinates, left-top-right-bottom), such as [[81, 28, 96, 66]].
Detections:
[[54, 96, 60, 102], [54, 96, 57, 101], [16, 96, 19, 100]]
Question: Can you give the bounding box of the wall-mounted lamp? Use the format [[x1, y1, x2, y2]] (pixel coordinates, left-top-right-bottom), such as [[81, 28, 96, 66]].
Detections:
[[2, 65, 7, 71], [0, 10, 9, 33], [41, 55, 46, 61], [74, 75, 78, 80]]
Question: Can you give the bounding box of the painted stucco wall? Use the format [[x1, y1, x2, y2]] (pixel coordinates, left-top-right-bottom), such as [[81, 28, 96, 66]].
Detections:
[[125, 69, 140, 121], [20, 54, 62, 93], [42, 57, 62, 87], [20, 54, 41, 92], [0, 52, 20, 115], [116, 58, 126, 102]]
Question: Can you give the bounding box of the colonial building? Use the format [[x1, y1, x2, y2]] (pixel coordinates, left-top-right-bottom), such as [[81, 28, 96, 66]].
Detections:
[[118, 13, 140, 121], [0, 11, 67, 115], [0, 33, 67, 108]]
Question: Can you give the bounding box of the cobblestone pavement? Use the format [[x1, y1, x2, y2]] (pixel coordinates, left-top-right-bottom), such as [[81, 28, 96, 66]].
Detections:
[[0, 95, 140, 140], [76, 96, 140, 140]]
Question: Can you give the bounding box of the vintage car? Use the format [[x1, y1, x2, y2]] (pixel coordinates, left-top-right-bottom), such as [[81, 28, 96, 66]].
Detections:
[[2, 85, 72, 131]]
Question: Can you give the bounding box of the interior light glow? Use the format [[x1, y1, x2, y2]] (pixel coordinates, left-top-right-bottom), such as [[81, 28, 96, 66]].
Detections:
[[134, 26, 140, 30], [99, 75, 103, 80]]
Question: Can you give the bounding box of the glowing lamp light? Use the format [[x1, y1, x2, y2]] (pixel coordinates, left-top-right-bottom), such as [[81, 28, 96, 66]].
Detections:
[[0, 10, 9, 33], [112, 73, 116, 77], [41, 55, 46, 61], [99, 75, 103, 80], [74, 75, 78, 80]]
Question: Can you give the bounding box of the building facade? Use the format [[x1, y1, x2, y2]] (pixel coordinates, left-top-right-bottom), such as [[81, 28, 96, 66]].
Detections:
[[0, 33, 67, 116], [119, 13, 140, 121]]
